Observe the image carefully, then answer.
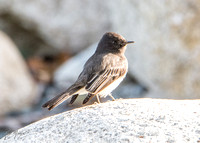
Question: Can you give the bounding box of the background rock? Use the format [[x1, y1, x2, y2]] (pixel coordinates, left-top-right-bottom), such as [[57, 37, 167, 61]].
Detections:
[[122, 1, 200, 99], [0, 0, 112, 54], [1, 99, 200, 142], [0, 31, 37, 116]]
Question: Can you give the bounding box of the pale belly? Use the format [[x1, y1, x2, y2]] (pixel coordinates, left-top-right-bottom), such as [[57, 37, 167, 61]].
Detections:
[[97, 76, 125, 97]]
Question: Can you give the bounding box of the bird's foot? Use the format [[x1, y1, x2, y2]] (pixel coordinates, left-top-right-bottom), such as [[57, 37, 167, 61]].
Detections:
[[108, 93, 116, 101], [96, 94, 101, 103]]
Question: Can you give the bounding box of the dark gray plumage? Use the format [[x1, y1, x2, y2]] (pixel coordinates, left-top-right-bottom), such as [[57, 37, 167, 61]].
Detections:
[[42, 32, 134, 110]]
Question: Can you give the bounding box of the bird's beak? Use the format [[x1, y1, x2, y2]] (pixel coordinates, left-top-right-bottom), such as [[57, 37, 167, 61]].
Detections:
[[126, 41, 134, 44]]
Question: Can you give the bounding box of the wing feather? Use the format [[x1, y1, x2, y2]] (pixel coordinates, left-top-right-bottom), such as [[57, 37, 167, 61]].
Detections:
[[85, 67, 126, 94]]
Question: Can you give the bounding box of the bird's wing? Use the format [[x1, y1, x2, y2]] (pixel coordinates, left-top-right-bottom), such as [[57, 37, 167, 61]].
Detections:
[[85, 66, 127, 94]]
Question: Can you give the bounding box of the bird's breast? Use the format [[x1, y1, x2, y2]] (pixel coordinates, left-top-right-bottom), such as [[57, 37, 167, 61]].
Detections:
[[98, 74, 126, 97]]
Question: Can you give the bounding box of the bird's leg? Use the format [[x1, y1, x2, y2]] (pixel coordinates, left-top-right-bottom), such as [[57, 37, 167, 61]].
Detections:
[[108, 93, 115, 101], [96, 94, 101, 103]]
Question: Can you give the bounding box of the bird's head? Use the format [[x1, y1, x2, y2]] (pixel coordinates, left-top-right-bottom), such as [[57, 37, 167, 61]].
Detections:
[[96, 32, 134, 54]]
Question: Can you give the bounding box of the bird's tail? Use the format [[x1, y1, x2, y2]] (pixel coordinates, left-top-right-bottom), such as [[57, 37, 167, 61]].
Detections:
[[42, 91, 72, 110]]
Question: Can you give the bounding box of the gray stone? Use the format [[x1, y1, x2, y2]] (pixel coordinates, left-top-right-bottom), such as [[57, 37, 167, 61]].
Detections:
[[0, 31, 37, 116], [119, 1, 200, 99], [0, 0, 111, 53], [1, 99, 200, 142]]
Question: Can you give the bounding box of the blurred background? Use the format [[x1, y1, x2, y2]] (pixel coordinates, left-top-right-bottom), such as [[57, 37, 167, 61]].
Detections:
[[0, 0, 200, 138]]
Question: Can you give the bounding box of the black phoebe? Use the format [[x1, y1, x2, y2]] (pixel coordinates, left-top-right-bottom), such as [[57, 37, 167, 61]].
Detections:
[[42, 32, 134, 110]]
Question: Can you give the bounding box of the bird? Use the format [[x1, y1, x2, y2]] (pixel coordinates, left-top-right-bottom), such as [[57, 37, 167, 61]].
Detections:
[[42, 32, 134, 110]]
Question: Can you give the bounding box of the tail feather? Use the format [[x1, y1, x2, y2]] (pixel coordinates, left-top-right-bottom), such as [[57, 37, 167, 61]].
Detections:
[[42, 85, 85, 110], [42, 92, 71, 110]]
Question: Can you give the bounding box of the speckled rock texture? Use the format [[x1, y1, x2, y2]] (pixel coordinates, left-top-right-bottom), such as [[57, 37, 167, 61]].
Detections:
[[1, 99, 200, 143]]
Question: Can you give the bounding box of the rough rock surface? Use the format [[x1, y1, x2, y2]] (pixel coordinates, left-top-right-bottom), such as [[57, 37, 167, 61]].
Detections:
[[1, 99, 200, 142], [0, 31, 37, 116]]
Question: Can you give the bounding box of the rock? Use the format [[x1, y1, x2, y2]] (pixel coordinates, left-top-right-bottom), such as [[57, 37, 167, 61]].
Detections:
[[1, 99, 200, 142], [0, 0, 111, 53], [0, 31, 37, 116], [109, 1, 200, 99]]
